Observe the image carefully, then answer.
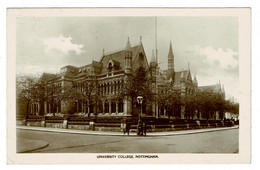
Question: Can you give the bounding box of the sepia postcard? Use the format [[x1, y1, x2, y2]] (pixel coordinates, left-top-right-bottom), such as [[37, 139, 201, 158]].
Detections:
[[7, 8, 251, 164]]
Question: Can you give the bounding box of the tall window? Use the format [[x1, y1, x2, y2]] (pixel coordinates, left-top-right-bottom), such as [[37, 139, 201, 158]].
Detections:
[[111, 100, 116, 113], [98, 100, 103, 114], [118, 99, 124, 113], [104, 100, 109, 113]]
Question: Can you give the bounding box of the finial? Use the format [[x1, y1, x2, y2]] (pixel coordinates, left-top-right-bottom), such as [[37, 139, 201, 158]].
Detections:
[[103, 48, 105, 56], [140, 35, 142, 43]]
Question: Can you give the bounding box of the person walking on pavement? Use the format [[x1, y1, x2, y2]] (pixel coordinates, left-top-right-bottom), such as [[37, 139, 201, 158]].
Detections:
[[137, 119, 143, 136], [124, 119, 130, 135], [142, 121, 146, 136]]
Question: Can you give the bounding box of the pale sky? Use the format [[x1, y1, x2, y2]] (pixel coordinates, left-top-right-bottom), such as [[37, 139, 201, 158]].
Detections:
[[16, 16, 239, 101]]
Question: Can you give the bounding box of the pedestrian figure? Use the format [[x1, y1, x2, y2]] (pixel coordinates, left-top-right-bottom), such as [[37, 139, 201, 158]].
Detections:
[[137, 119, 143, 136], [196, 120, 200, 129], [142, 121, 146, 136], [124, 120, 130, 135]]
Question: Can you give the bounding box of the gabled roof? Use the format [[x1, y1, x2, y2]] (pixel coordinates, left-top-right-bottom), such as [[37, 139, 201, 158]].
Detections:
[[198, 84, 220, 91], [40, 73, 57, 81], [173, 70, 189, 85], [99, 45, 140, 74]]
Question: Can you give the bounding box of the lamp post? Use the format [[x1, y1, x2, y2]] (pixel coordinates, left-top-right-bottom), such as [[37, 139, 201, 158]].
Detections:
[[137, 96, 143, 118]]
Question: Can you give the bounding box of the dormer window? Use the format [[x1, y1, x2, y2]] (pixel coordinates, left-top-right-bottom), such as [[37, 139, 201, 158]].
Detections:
[[108, 63, 112, 72], [139, 53, 144, 61]]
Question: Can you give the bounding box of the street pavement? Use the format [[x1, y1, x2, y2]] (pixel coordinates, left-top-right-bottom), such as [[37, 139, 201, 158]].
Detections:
[[16, 126, 239, 153]]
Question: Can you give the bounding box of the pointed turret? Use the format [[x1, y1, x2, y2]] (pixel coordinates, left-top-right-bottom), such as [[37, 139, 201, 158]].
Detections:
[[180, 70, 185, 81], [193, 75, 198, 84], [150, 50, 157, 78], [168, 41, 174, 57], [193, 75, 198, 88], [180, 70, 186, 96], [125, 37, 131, 50], [150, 50, 156, 63], [124, 37, 132, 74], [168, 41, 175, 73]]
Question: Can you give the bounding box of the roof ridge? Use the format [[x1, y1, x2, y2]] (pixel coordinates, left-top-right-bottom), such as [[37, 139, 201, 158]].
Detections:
[[104, 44, 139, 56]]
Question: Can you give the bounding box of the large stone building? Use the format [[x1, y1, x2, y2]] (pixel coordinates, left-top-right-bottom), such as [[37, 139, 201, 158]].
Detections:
[[29, 36, 225, 119]]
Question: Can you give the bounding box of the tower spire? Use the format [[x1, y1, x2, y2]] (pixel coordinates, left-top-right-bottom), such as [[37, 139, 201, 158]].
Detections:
[[168, 41, 174, 71], [125, 37, 131, 50]]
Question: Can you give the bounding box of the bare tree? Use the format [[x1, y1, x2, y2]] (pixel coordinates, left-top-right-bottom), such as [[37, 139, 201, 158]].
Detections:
[[62, 76, 100, 116], [16, 75, 37, 116], [117, 67, 154, 116]]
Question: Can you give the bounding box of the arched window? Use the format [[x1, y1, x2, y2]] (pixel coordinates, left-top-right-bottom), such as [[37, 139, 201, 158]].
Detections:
[[111, 100, 116, 113], [118, 99, 124, 113], [89, 101, 94, 114], [98, 100, 103, 114], [104, 100, 109, 113], [108, 62, 113, 72]]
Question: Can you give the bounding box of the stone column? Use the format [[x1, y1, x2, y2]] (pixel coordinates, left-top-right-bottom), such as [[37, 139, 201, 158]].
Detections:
[[114, 82, 115, 94], [102, 101, 105, 114], [82, 101, 84, 113], [112, 82, 114, 94], [109, 101, 112, 114], [109, 82, 111, 94], [106, 83, 109, 95], [116, 101, 119, 114], [115, 81, 117, 94], [49, 103, 51, 113], [124, 97, 132, 116]]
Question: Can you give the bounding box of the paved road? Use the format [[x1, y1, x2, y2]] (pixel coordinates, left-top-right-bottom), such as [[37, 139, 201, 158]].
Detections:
[[17, 128, 238, 153]]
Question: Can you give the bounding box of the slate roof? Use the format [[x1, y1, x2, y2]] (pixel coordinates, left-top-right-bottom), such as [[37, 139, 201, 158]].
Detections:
[[99, 45, 140, 74], [198, 84, 221, 92], [40, 73, 57, 81]]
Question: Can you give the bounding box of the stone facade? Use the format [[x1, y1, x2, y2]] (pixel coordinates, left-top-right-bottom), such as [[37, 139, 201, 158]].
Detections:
[[29, 36, 224, 119]]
